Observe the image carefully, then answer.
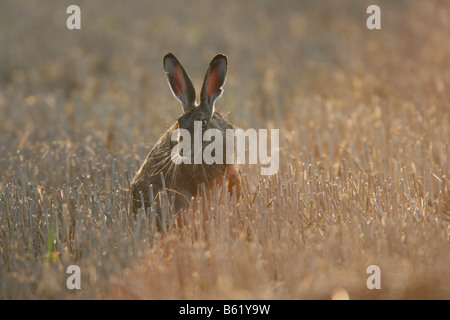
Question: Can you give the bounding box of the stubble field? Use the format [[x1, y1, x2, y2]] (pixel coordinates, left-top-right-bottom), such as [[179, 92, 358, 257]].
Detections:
[[0, 0, 449, 299]]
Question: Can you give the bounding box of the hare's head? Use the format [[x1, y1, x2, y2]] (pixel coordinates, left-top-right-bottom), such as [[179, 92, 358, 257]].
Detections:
[[163, 53, 232, 163]]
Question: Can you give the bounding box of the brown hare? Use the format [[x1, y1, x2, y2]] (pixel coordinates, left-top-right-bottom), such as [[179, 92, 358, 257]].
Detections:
[[130, 53, 241, 217]]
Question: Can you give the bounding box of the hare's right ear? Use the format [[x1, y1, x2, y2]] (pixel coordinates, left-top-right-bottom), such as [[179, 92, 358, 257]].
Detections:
[[163, 53, 196, 113], [200, 54, 227, 117]]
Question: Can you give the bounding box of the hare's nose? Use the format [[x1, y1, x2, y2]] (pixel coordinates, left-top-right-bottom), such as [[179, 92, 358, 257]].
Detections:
[[193, 113, 205, 122]]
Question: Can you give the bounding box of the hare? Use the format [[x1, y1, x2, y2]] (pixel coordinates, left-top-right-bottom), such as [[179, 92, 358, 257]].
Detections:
[[130, 53, 241, 216]]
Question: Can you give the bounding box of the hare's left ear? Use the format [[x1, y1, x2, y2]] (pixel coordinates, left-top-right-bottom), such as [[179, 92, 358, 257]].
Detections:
[[164, 53, 196, 113], [200, 54, 227, 117]]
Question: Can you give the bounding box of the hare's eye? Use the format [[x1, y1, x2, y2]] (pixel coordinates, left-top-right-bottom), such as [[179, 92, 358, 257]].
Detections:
[[202, 119, 207, 127]]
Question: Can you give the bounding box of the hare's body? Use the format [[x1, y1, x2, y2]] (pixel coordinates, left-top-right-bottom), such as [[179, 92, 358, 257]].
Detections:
[[131, 53, 240, 213]]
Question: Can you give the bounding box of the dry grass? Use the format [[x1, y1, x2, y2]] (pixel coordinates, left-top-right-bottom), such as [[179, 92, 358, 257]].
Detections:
[[0, 0, 449, 299]]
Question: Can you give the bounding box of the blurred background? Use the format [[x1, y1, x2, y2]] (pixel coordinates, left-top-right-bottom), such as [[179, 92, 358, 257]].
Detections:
[[1, 0, 447, 169]]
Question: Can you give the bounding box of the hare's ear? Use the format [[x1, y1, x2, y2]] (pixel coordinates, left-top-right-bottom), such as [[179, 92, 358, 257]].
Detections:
[[200, 54, 227, 117], [163, 53, 196, 113]]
